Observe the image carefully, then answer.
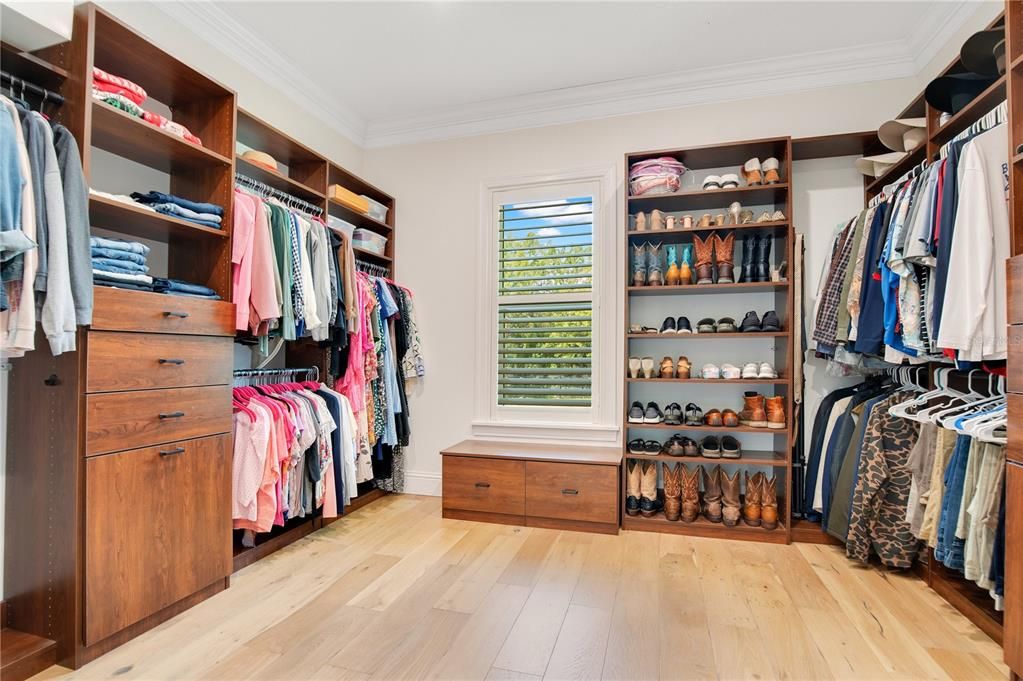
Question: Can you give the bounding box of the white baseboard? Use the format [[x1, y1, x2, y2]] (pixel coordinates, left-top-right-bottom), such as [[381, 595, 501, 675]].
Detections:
[[403, 470, 442, 496]]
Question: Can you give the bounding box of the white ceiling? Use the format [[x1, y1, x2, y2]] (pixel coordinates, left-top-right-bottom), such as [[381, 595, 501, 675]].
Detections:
[[159, 1, 985, 147]]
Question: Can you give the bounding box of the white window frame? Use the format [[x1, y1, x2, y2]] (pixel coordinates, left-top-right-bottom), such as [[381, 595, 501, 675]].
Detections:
[[472, 165, 620, 444]]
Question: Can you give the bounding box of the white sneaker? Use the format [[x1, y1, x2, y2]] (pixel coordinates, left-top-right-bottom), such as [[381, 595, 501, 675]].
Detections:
[[701, 363, 721, 379], [721, 363, 741, 380], [628, 357, 641, 379], [758, 362, 778, 379], [741, 362, 760, 379]]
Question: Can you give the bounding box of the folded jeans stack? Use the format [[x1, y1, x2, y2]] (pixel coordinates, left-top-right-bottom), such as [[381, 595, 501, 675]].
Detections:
[[131, 191, 224, 229], [90, 236, 154, 291], [153, 277, 220, 300], [90, 67, 203, 146]]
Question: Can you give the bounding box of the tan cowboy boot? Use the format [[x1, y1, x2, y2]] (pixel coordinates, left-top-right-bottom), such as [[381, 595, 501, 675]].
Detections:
[[663, 463, 682, 521], [712, 231, 735, 283], [626, 459, 641, 516], [693, 233, 715, 285], [738, 392, 767, 428], [721, 470, 741, 527], [761, 475, 779, 530], [701, 465, 722, 523], [766, 396, 786, 430], [681, 465, 701, 523], [639, 461, 663, 517], [743, 472, 763, 527]]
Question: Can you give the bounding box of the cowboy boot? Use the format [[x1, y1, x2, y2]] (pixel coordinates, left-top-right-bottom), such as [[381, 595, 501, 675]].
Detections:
[[693, 233, 715, 285], [681, 464, 701, 522], [626, 459, 641, 516], [701, 465, 722, 523], [743, 472, 763, 527], [721, 470, 741, 527], [665, 244, 680, 286], [761, 475, 779, 530], [650, 209, 665, 231], [754, 235, 771, 283], [678, 244, 694, 285], [713, 231, 735, 284], [632, 212, 647, 232], [738, 392, 767, 428], [646, 242, 664, 286], [738, 235, 758, 283], [766, 396, 786, 430], [662, 463, 682, 521], [631, 243, 648, 287], [639, 461, 663, 517]]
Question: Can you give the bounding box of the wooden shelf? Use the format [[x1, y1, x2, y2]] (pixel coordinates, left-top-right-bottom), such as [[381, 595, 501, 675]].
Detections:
[[626, 331, 789, 339], [329, 162, 394, 207], [864, 144, 927, 196], [627, 221, 788, 237], [1014, 151, 1023, 166], [624, 450, 787, 466], [626, 421, 789, 435], [628, 281, 788, 295], [626, 377, 789, 385], [236, 156, 325, 204], [89, 193, 227, 240], [628, 184, 789, 212], [1012, 51, 1023, 73], [236, 108, 325, 168], [628, 137, 789, 171], [622, 513, 787, 544], [791, 131, 882, 161], [91, 100, 232, 173], [353, 246, 392, 263], [929, 74, 1007, 148], [1, 41, 69, 89], [328, 198, 393, 234]]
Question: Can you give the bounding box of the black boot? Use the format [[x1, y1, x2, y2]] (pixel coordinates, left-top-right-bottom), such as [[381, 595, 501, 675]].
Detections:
[[754, 236, 771, 282], [738, 235, 758, 283]]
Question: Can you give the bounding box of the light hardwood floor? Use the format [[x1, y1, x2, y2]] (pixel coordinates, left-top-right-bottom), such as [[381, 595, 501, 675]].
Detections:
[[32, 494, 1008, 681]]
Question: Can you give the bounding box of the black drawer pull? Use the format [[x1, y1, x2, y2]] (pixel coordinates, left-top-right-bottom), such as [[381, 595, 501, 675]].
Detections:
[[163, 311, 190, 319], [159, 411, 185, 419], [158, 358, 186, 365], [561, 488, 579, 495], [159, 447, 185, 457], [474, 482, 490, 489]]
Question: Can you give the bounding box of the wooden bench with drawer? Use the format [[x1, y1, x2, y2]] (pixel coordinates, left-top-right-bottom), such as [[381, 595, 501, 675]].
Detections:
[[441, 439, 622, 534]]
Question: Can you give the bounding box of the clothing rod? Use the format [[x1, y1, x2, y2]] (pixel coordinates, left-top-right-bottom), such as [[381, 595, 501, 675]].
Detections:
[[1, 70, 64, 105], [233, 366, 320, 383], [235, 172, 323, 217]]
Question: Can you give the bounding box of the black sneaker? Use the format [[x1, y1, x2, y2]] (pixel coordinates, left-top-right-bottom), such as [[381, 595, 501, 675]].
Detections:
[[628, 438, 646, 454], [644, 439, 662, 454], [739, 311, 762, 333], [761, 310, 782, 332], [644, 402, 664, 423], [676, 316, 693, 333], [628, 401, 644, 423], [721, 435, 741, 459], [640, 495, 664, 517], [659, 316, 677, 334], [664, 402, 682, 425], [701, 436, 721, 457]]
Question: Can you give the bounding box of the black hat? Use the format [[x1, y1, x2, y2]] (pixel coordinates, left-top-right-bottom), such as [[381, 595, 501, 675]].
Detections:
[[925, 72, 996, 115], [961, 28, 1006, 77]]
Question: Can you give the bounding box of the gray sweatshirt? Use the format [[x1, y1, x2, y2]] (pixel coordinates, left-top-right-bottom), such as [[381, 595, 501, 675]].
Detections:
[[37, 116, 76, 354], [53, 124, 93, 326]]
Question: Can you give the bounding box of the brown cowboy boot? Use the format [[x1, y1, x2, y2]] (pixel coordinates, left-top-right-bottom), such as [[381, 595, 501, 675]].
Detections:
[[681, 464, 701, 522], [761, 475, 779, 530], [663, 463, 682, 521], [743, 472, 763, 527], [738, 392, 767, 428], [766, 396, 786, 430], [626, 459, 641, 516], [701, 465, 722, 523], [721, 470, 741, 527], [712, 231, 735, 283], [693, 233, 715, 285]]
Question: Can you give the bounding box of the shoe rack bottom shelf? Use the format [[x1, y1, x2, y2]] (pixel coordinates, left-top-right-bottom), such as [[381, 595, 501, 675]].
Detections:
[[622, 512, 788, 544]]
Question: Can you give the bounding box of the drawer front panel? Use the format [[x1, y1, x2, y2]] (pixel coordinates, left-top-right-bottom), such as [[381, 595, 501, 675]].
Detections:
[[1009, 255, 1023, 325], [85, 433, 232, 645], [1010, 326, 1023, 393], [91, 285, 235, 336], [86, 385, 232, 456], [442, 456, 525, 515], [1010, 393, 1023, 464], [87, 332, 232, 392], [525, 461, 618, 524]]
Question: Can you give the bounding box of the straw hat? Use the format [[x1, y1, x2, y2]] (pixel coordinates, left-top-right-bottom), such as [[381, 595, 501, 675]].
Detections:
[[241, 150, 279, 172], [878, 118, 927, 153]]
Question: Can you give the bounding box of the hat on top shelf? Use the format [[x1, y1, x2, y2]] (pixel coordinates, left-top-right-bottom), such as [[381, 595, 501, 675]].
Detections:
[[241, 150, 279, 172], [878, 118, 927, 152], [961, 28, 1006, 78], [924, 27, 1004, 115], [854, 151, 906, 178]]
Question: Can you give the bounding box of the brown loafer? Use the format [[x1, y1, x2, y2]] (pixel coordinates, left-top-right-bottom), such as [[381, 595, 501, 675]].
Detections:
[[659, 356, 675, 379], [722, 409, 740, 427], [703, 409, 723, 427]]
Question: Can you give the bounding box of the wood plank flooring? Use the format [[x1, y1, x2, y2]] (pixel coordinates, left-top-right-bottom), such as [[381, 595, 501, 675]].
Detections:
[[30, 495, 1007, 681]]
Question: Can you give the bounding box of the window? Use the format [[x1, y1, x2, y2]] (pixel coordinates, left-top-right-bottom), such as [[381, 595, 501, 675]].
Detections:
[[474, 167, 618, 441]]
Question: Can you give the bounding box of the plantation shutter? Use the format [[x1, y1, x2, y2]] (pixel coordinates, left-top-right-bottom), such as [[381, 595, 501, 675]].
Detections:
[[496, 197, 593, 407]]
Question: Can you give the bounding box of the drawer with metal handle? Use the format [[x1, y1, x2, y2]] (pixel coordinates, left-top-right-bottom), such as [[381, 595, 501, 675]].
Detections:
[[525, 461, 618, 524], [90, 285, 235, 336], [86, 331, 232, 392], [85, 385, 232, 456], [441, 455, 525, 515]]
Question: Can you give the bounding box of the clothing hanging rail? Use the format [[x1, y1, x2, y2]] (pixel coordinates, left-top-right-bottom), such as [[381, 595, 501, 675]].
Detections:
[[356, 260, 390, 277], [235, 172, 324, 217], [233, 366, 319, 385], [0, 69, 64, 105], [939, 101, 1007, 159]]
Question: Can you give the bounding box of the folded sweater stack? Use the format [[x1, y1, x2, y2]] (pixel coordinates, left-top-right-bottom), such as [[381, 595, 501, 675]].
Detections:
[[131, 190, 224, 229], [90, 67, 203, 146]]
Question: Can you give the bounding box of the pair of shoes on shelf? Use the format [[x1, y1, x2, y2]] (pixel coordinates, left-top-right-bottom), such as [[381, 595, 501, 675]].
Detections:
[[665, 244, 694, 286], [739, 310, 782, 332], [627, 439, 662, 456], [702, 174, 739, 191], [699, 435, 741, 459], [742, 472, 779, 529], [663, 434, 700, 457], [755, 209, 786, 223], [625, 460, 662, 517], [738, 392, 786, 429], [737, 235, 776, 283], [696, 316, 737, 333], [703, 408, 740, 427], [693, 231, 735, 285], [659, 316, 693, 334], [629, 401, 664, 424], [662, 463, 701, 522], [627, 356, 656, 379], [702, 363, 742, 380], [742, 157, 782, 185], [631, 242, 664, 286], [740, 362, 778, 379], [658, 356, 692, 379]]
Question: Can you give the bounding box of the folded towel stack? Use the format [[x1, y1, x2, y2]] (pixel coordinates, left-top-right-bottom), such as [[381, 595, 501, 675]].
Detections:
[[91, 236, 154, 291], [131, 191, 224, 229]]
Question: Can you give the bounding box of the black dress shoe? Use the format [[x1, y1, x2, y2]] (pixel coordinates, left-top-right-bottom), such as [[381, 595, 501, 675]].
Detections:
[[640, 496, 664, 517], [676, 316, 693, 333], [761, 310, 782, 332], [626, 495, 641, 516], [659, 316, 677, 334], [739, 311, 762, 333]]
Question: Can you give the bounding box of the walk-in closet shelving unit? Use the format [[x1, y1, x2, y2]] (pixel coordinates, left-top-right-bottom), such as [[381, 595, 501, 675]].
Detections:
[[622, 138, 795, 544]]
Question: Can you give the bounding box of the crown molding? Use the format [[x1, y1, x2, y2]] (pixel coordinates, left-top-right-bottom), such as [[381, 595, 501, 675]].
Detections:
[[906, 0, 1000, 75], [152, 1, 367, 146]]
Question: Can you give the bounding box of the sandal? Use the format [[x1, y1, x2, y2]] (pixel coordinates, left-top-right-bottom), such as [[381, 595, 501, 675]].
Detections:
[[756, 211, 773, 223], [632, 212, 647, 231], [696, 317, 716, 333], [628, 438, 646, 455], [665, 215, 677, 230], [702, 175, 722, 191], [644, 440, 662, 455], [719, 174, 740, 189], [727, 202, 741, 225], [771, 209, 786, 221], [739, 209, 754, 224], [682, 215, 693, 229], [684, 403, 704, 426], [698, 214, 713, 228], [664, 403, 683, 426], [641, 357, 655, 379], [715, 213, 726, 227], [677, 356, 691, 378], [659, 356, 675, 379]]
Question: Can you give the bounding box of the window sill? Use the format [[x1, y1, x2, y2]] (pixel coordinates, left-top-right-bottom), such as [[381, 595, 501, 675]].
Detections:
[[470, 420, 620, 444]]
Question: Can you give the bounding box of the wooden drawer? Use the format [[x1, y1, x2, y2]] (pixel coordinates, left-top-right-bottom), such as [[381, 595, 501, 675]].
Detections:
[[84, 433, 231, 645], [1010, 326, 1023, 393], [525, 461, 618, 524], [1010, 393, 1023, 464], [87, 331, 232, 393], [1009, 256, 1023, 325], [91, 285, 235, 336], [442, 456, 525, 516], [86, 385, 232, 456], [1004, 462, 1023, 673]]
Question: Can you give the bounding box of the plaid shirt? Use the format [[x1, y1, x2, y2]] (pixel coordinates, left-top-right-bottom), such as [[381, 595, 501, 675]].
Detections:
[[813, 217, 858, 346]]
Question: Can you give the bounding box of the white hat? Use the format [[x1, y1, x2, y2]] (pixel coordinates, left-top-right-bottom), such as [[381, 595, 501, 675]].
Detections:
[[878, 118, 927, 153], [854, 151, 906, 178]]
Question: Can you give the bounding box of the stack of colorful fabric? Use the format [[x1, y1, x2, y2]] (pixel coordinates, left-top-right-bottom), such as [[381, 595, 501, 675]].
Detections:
[[628, 156, 687, 196], [90, 67, 203, 146], [131, 191, 224, 229], [91, 236, 153, 292]]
